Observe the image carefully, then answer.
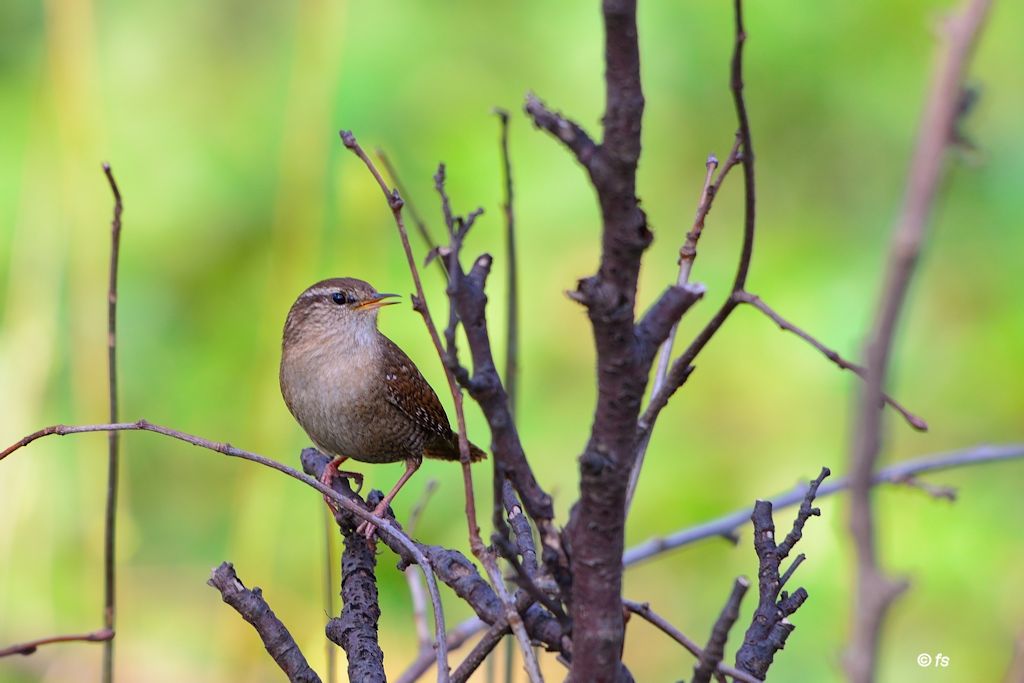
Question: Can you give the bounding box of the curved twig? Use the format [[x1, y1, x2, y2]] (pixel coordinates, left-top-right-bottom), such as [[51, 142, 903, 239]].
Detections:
[[0, 421, 451, 682]]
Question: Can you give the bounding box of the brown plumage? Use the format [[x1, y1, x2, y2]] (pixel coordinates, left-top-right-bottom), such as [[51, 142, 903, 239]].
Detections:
[[279, 277, 484, 537]]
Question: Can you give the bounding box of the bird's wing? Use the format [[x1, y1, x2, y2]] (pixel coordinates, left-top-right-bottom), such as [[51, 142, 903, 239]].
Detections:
[[379, 335, 454, 444]]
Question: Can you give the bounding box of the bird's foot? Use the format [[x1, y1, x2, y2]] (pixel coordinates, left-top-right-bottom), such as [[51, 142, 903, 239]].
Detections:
[[336, 470, 364, 494], [356, 499, 391, 541], [319, 458, 364, 514], [356, 519, 378, 541]]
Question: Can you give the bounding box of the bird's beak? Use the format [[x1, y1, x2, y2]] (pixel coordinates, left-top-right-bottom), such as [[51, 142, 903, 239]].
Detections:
[[355, 293, 401, 311]]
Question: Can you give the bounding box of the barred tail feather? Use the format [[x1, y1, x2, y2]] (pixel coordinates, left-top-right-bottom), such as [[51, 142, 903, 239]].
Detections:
[[425, 435, 487, 462]]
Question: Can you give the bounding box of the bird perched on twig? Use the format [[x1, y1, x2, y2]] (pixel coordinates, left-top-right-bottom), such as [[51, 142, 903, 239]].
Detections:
[[280, 277, 485, 538]]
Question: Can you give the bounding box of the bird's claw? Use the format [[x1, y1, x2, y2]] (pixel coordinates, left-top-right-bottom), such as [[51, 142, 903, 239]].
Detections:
[[356, 519, 379, 542]]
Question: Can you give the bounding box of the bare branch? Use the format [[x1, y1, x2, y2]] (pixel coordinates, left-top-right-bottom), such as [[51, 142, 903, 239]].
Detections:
[[627, 145, 741, 512], [395, 618, 487, 683], [376, 148, 441, 255], [405, 479, 440, 650], [846, 2, 994, 680], [624, 443, 1024, 567], [523, 92, 600, 172], [100, 162, 123, 683], [452, 621, 509, 683], [494, 108, 520, 415], [638, 0, 759, 450], [623, 600, 761, 683], [734, 291, 927, 431], [734, 468, 828, 679], [431, 163, 545, 683], [1, 422, 450, 681], [693, 577, 750, 683], [327, 517, 386, 683], [208, 562, 322, 683], [634, 283, 706, 365], [0, 629, 114, 659]]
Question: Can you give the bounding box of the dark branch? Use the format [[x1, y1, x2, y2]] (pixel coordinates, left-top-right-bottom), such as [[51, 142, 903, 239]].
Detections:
[[494, 108, 521, 416], [327, 508, 386, 683], [734, 468, 829, 679], [451, 621, 509, 683], [301, 449, 568, 653], [693, 577, 750, 683], [622, 600, 761, 683], [523, 92, 600, 172], [635, 283, 706, 365], [208, 562, 322, 683]]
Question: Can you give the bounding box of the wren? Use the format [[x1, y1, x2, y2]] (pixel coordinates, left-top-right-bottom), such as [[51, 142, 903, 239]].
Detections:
[[280, 277, 484, 538]]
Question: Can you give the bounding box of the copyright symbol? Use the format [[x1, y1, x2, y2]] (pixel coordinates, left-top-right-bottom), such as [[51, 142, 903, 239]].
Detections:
[[917, 653, 932, 667]]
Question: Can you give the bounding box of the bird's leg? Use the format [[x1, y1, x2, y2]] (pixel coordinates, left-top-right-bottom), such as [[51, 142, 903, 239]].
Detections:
[[358, 457, 422, 540], [320, 455, 364, 495]]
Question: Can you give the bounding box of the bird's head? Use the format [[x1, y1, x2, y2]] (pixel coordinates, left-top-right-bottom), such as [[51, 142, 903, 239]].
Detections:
[[283, 277, 400, 347]]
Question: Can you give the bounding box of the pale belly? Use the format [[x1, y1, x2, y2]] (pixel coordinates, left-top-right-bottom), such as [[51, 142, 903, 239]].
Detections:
[[280, 350, 424, 463]]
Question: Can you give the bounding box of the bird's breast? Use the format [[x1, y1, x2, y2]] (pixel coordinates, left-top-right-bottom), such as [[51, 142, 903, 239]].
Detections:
[[280, 340, 415, 463]]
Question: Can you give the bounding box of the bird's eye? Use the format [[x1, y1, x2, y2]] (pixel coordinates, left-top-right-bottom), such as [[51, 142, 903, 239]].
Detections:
[[331, 292, 348, 305]]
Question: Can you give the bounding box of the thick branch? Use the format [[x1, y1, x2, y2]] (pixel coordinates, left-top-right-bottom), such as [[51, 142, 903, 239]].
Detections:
[[327, 518, 386, 683], [302, 449, 568, 653], [524, 93, 600, 173], [527, 2, 653, 680], [208, 562, 321, 683]]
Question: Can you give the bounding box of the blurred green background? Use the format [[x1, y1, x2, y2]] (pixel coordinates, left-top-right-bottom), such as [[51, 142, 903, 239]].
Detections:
[[1, 0, 1022, 681]]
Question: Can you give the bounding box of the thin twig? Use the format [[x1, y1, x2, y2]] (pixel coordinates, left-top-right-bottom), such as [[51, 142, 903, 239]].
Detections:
[[626, 142, 742, 513], [846, 2, 994, 680], [623, 600, 761, 683], [322, 507, 336, 683], [778, 553, 806, 590], [494, 108, 519, 415], [452, 621, 510, 683], [0, 629, 115, 659], [101, 162, 122, 683], [395, 618, 487, 683], [693, 577, 750, 683], [406, 479, 440, 649], [734, 291, 927, 431], [376, 148, 441, 256], [0, 420, 450, 682], [623, 443, 1024, 567], [637, 0, 759, 454]]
